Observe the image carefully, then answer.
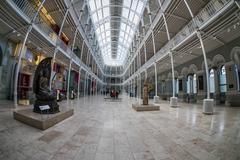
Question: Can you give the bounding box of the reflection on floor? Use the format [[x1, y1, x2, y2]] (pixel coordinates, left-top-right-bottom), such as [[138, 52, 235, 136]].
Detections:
[[0, 95, 240, 160]]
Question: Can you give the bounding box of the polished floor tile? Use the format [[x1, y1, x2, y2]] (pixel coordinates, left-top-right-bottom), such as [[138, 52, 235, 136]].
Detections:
[[0, 95, 240, 160]]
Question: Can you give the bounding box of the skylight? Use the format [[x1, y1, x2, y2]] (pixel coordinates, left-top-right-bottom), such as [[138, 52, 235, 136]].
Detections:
[[88, 0, 146, 66]]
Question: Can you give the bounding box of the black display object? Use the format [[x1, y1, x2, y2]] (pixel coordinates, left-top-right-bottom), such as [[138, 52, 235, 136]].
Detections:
[[33, 57, 59, 114]]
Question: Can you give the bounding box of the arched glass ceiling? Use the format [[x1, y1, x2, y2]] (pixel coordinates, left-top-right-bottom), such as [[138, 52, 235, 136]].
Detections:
[[88, 0, 146, 66]]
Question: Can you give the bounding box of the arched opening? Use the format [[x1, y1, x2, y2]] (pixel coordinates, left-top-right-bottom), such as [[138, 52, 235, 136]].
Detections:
[[219, 65, 227, 104], [209, 69, 215, 93], [219, 66, 227, 93], [235, 64, 240, 91], [187, 74, 193, 94], [161, 80, 166, 99], [187, 74, 194, 103], [175, 78, 179, 95], [193, 74, 197, 94]]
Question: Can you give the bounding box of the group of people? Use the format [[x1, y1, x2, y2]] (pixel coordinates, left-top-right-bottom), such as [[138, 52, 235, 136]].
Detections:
[[110, 89, 119, 98]]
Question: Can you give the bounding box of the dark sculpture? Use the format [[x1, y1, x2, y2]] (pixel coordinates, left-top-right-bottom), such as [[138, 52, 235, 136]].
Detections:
[[33, 57, 59, 114]]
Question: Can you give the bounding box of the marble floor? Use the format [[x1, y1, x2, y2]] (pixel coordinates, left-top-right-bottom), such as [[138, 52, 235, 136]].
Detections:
[[0, 95, 240, 160]]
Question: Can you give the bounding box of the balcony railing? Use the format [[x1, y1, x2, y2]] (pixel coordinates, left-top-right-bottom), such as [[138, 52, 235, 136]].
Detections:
[[8, 0, 102, 83], [12, 0, 36, 20], [170, 0, 231, 53], [153, 0, 232, 63], [195, 0, 230, 27], [10, 0, 58, 43], [126, 0, 233, 82]]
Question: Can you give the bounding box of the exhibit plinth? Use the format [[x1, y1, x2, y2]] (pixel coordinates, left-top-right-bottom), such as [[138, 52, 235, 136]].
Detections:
[[133, 82, 160, 111], [13, 105, 74, 130], [203, 99, 214, 114], [170, 97, 178, 107], [132, 103, 160, 111], [154, 96, 160, 103]]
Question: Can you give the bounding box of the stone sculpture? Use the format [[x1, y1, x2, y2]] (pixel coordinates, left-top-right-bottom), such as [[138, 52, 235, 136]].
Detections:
[[33, 57, 59, 114], [143, 81, 148, 105]]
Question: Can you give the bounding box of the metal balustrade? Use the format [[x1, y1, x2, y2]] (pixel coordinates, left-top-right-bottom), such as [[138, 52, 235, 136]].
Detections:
[[12, 0, 37, 20], [124, 0, 233, 84], [195, 0, 230, 27], [8, 0, 103, 84], [10, 0, 58, 44], [7, 0, 233, 84], [35, 21, 58, 43]]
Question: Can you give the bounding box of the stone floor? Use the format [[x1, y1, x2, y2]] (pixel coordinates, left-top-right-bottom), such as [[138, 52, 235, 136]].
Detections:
[[0, 95, 240, 160]]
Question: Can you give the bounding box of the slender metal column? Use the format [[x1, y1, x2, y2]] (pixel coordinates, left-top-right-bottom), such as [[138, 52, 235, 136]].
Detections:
[[154, 63, 158, 97], [14, 0, 46, 107], [67, 9, 83, 101], [67, 60, 72, 100], [128, 68, 130, 97], [184, 0, 213, 113], [50, 0, 82, 90], [139, 73, 142, 102], [147, 4, 159, 103], [161, 8, 175, 97], [197, 31, 210, 99], [84, 72, 88, 97], [235, 0, 240, 9], [129, 66, 131, 97], [158, 0, 178, 106], [50, 8, 70, 89], [170, 52, 175, 97], [77, 67, 82, 98], [134, 59, 136, 99], [183, 0, 210, 98], [141, 18, 147, 63]]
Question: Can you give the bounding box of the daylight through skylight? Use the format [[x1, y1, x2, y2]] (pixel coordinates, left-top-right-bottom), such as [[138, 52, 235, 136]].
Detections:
[[88, 0, 146, 66]]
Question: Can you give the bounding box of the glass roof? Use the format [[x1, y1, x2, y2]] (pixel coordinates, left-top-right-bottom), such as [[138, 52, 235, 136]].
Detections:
[[88, 0, 146, 66]]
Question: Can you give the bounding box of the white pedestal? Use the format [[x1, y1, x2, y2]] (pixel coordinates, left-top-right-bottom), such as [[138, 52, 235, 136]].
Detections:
[[170, 97, 178, 107], [154, 96, 160, 103], [203, 99, 214, 114]]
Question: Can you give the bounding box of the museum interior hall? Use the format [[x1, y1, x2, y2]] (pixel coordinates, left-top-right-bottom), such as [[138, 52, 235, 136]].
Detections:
[[0, 0, 240, 159]]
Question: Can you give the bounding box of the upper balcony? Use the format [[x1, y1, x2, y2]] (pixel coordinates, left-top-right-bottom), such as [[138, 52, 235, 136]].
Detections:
[[125, 0, 239, 83], [4, 0, 102, 82]]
